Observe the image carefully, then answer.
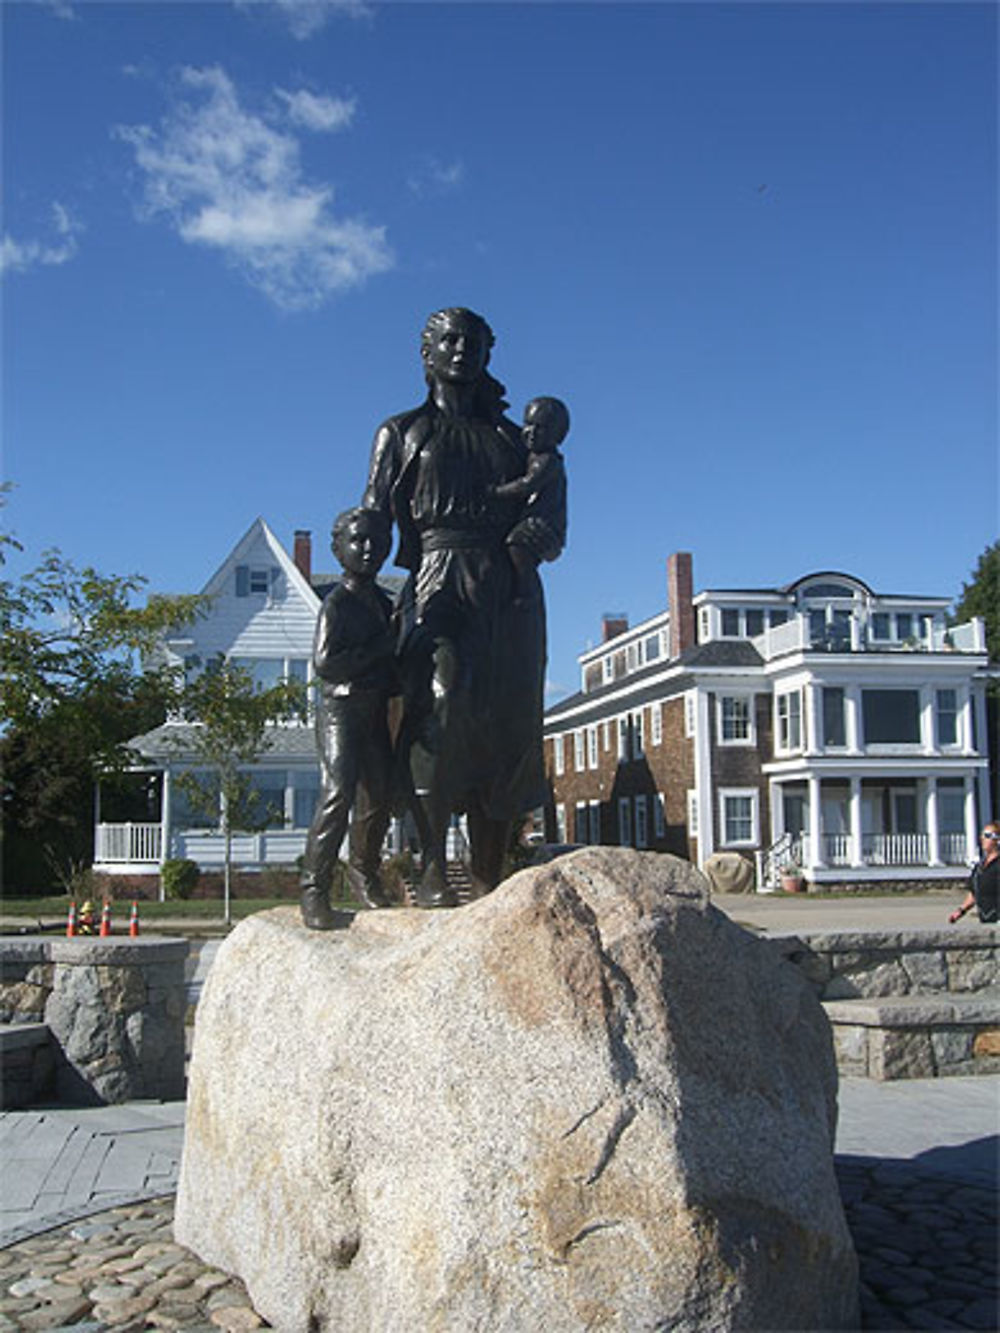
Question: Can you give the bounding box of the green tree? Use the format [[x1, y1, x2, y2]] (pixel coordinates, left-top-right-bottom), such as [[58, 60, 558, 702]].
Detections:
[[954, 540, 1000, 814], [172, 660, 305, 923], [1, 498, 206, 890], [953, 540, 999, 663]]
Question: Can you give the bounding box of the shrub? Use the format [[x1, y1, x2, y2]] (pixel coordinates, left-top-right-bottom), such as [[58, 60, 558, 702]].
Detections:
[[161, 858, 200, 901]]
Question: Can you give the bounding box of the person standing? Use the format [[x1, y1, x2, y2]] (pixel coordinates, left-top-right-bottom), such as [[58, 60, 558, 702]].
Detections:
[[948, 821, 999, 923]]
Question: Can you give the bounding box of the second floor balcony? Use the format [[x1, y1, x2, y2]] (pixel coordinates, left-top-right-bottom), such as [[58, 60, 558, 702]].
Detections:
[[753, 615, 985, 661]]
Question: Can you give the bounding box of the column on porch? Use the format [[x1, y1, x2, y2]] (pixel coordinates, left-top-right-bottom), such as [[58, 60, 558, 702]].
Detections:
[[161, 768, 172, 874], [807, 774, 824, 870], [848, 776, 863, 867], [963, 777, 979, 864], [924, 777, 942, 867], [804, 684, 820, 755]]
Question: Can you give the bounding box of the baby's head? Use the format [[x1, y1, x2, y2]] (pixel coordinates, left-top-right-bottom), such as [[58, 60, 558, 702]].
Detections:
[[523, 396, 569, 453], [331, 506, 392, 579]]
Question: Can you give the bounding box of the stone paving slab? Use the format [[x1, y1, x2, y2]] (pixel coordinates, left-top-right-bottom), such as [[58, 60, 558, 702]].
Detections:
[[0, 1105, 185, 1248]]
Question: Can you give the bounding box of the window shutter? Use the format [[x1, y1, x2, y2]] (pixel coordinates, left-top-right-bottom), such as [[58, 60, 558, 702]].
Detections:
[[235, 565, 249, 597]]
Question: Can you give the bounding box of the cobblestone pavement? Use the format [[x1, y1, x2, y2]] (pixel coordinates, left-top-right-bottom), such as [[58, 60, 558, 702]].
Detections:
[[0, 1161, 996, 1331]]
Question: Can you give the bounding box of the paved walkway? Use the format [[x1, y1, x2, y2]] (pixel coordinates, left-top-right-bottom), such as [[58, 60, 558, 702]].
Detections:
[[0, 1102, 185, 1249]]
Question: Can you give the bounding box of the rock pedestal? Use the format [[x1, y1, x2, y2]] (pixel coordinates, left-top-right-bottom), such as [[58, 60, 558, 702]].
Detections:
[[175, 848, 858, 1331]]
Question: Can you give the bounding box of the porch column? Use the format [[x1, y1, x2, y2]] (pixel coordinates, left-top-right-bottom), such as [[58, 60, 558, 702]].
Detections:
[[769, 778, 782, 840], [804, 684, 820, 755], [807, 774, 824, 869], [925, 778, 942, 866], [963, 778, 978, 863], [849, 777, 863, 867], [846, 687, 862, 753], [920, 686, 934, 755], [160, 769, 172, 902]]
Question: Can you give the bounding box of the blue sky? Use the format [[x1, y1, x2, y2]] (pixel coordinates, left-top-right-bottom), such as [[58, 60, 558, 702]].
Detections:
[[3, 0, 997, 701]]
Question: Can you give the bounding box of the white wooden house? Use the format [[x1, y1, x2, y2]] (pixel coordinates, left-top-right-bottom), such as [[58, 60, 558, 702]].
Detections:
[[93, 518, 404, 877]]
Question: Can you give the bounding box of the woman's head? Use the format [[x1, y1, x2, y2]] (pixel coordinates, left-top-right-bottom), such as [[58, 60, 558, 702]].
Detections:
[[420, 307, 508, 418]]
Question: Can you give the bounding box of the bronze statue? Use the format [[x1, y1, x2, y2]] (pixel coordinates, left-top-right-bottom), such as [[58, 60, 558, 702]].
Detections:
[[363, 308, 567, 907], [300, 507, 398, 930]]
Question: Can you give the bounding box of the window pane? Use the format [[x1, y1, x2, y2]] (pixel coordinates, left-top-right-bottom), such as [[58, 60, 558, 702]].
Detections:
[[769, 609, 788, 627], [896, 613, 913, 640], [721, 608, 740, 636], [745, 609, 764, 636], [721, 696, 750, 741], [871, 613, 890, 640], [936, 689, 958, 745], [293, 785, 319, 828], [245, 770, 286, 827], [863, 690, 920, 743], [938, 787, 965, 834], [724, 795, 753, 842], [823, 687, 846, 747]]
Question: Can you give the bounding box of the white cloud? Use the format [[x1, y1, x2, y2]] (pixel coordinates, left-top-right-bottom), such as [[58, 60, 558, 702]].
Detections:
[[407, 156, 464, 197], [38, 0, 77, 20], [274, 88, 355, 132], [0, 202, 82, 278], [235, 0, 371, 40], [115, 65, 392, 312]]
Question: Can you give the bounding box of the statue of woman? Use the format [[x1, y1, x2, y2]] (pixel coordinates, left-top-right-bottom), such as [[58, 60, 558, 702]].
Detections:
[[363, 308, 566, 906]]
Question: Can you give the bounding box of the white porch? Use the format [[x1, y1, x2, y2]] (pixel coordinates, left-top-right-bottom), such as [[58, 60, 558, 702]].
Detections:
[[762, 772, 981, 887]]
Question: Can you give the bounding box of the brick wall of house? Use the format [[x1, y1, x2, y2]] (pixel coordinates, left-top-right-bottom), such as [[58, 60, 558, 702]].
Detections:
[[545, 698, 696, 859]]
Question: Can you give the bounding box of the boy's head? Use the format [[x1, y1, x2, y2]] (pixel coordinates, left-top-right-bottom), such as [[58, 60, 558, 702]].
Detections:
[[523, 396, 570, 452], [331, 507, 392, 579]]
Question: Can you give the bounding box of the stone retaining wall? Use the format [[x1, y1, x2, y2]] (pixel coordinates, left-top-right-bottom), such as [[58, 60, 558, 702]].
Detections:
[[768, 925, 997, 1000], [0, 936, 189, 1105], [769, 926, 998, 1081]]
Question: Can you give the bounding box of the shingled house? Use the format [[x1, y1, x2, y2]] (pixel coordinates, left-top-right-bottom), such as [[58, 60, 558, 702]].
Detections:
[[543, 554, 990, 890]]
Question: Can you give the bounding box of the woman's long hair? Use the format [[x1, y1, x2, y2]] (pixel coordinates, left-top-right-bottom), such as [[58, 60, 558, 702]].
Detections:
[[420, 307, 509, 422]]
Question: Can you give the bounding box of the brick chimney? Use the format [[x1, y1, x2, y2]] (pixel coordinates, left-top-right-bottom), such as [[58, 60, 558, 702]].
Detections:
[[293, 530, 312, 583], [601, 613, 629, 643], [667, 552, 695, 659]]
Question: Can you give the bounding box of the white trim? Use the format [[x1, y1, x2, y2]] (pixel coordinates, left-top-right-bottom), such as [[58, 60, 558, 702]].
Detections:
[[650, 702, 663, 747], [717, 693, 755, 746], [719, 787, 759, 848], [553, 734, 565, 776], [686, 789, 699, 840], [587, 725, 599, 769]]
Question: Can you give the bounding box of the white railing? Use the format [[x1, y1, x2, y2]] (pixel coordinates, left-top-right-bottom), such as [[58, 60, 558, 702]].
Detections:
[[95, 822, 163, 864], [943, 619, 986, 654], [862, 833, 929, 866], [751, 615, 985, 660], [822, 833, 852, 866], [940, 833, 972, 866], [173, 829, 309, 867]]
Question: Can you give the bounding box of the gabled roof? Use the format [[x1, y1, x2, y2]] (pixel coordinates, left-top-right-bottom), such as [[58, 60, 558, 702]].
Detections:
[[201, 517, 320, 610]]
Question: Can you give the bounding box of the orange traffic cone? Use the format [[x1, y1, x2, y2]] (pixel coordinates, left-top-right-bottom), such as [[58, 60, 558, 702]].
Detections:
[[99, 901, 111, 938], [66, 901, 78, 938], [128, 900, 140, 938]]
